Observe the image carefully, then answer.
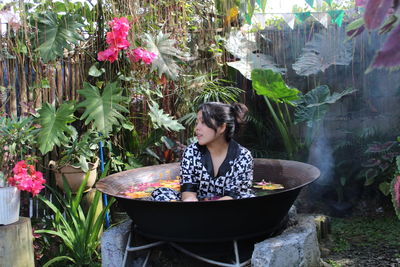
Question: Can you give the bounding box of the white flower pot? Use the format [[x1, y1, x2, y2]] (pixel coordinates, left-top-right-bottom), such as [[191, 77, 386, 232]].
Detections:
[[0, 186, 20, 225]]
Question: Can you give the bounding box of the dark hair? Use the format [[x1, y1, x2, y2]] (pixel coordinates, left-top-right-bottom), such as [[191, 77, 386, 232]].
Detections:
[[197, 102, 248, 141]]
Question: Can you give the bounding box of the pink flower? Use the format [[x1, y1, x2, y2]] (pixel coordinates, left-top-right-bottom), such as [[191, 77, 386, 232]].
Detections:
[[108, 17, 130, 36], [98, 47, 119, 63], [128, 48, 157, 64], [106, 32, 130, 50], [128, 48, 144, 62], [98, 17, 131, 63], [8, 160, 45, 197], [142, 50, 157, 64]]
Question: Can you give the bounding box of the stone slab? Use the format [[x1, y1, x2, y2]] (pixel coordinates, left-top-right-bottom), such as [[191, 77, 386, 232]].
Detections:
[[101, 220, 132, 267], [252, 215, 321, 267]]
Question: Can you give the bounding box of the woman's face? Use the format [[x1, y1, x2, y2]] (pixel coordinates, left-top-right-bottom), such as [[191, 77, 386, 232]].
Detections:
[[195, 111, 225, 146]]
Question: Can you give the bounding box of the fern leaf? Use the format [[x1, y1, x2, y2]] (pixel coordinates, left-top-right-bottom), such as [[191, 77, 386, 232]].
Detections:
[[36, 102, 76, 154], [77, 81, 129, 135]]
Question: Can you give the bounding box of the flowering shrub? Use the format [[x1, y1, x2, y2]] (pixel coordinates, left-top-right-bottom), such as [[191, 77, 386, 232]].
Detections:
[[97, 17, 157, 64], [8, 160, 45, 197]]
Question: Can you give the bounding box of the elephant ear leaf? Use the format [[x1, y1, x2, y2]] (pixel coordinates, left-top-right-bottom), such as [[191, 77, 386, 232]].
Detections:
[[251, 69, 300, 104], [292, 30, 353, 76], [77, 81, 129, 135], [294, 85, 356, 127], [36, 102, 76, 154], [35, 12, 84, 63]]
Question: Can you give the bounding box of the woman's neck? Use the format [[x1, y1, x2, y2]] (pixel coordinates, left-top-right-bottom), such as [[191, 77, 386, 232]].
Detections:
[[207, 137, 229, 156]]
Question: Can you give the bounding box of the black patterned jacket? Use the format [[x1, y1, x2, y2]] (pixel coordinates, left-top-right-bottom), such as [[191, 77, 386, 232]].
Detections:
[[180, 140, 254, 199]]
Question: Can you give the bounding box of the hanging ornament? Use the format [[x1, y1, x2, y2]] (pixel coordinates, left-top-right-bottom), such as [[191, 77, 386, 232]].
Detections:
[[312, 12, 329, 28], [328, 10, 345, 27], [306, 0, 314, 8], [282, 13, 296, 29], [252, 13, 269, 29], [295, 12, 311, 23]]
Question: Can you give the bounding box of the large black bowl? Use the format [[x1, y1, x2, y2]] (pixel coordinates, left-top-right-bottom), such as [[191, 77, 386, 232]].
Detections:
[[96, 158, 320, 242]]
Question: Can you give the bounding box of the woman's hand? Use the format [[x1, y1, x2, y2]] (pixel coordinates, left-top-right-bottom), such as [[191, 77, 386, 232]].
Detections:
[[182, 191, 199, 202]]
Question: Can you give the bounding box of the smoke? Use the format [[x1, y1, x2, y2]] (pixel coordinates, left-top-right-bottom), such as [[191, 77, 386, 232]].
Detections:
[[307, 129, 334, 187]]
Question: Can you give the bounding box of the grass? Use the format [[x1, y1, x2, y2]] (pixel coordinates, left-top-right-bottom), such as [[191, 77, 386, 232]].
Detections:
[[331, 215, 400, 251], [326, 259, 344, 267]]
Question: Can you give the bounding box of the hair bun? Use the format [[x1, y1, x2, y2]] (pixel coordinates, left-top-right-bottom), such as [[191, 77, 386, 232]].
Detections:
[[231, 103, 248, 125]]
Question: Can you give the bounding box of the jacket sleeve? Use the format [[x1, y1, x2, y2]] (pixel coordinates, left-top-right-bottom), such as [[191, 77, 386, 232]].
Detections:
[[180, 145, 199, 193], [223, 150, 254, 199]]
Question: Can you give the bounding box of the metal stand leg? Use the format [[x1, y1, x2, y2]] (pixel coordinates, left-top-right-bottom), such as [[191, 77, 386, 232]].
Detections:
[[122, 231, 166, 267], [122, 224, 251, 267], [170, 240, 251, 267]]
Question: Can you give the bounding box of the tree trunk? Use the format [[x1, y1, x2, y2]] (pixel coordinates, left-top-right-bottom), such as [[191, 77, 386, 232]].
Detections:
[[0, 217, 35, 267]]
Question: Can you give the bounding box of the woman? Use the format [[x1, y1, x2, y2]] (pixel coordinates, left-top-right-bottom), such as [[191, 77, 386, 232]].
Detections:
[[151, 102, 254, 201]]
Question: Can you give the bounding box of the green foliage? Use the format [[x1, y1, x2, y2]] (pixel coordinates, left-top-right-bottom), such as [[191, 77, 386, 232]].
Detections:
[[36, 171, 115, 266], [251, 69, 300, 104], [143, 31, 186, 80], [331, 216, 400, 250], [294, 86, 357, 127], [34, 11, 84, 63], [148, 101, 185, 132], [36, 102, 76, 155], [359, 140, 399, 195], [0, 116, 37, 184], [77, 81, 129, 135], [58, 129, 103, 172], [251, 69, 299, 157], [193, 77, 244, 105]]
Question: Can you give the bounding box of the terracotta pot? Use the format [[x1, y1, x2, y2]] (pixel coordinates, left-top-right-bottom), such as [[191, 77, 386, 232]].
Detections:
[[55, 159, 99, 193], [0, 186, 20, 225]]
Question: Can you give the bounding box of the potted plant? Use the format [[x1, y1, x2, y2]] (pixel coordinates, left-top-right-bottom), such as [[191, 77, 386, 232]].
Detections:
[[34, 102, 106, 193], [0, 116, 45, 224], [51, 129, 103, 193]]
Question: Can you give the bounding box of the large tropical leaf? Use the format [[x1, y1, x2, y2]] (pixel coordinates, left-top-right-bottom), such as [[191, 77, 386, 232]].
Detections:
[[77, 81, 129, 135], [251, 69, 300, 104], [292, 29, 353, 76], [148, 101, 185, 132], [225, 30, 285, 79], [364, 0, 393, 30], [143, 31, 187, 80], [36, 102, 76, 154], [35, 12, 84, 63], [294, 85, 356, 127], [371, 23, 400, 70], [224, 29, 257, 59]]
